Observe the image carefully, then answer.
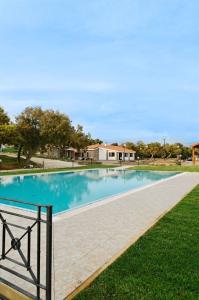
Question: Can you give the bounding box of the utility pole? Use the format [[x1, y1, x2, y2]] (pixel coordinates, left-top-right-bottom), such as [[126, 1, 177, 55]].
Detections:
[[163, 137, 166, 147], [163, 137, 166, 160]]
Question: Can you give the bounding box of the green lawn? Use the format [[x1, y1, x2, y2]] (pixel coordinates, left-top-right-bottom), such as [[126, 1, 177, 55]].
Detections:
[[131, 164, 199, 172], [0, 163, 116, 176], [75, 185, 199, 300], [0, 154, 37, 171], [2, 146, 18, 153]]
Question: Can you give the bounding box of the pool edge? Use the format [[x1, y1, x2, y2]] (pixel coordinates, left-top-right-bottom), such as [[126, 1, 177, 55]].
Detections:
[[53, 172, 185, 222]]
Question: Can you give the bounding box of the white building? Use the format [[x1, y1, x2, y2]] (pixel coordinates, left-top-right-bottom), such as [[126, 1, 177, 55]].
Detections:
[[86, 144, 136, 162]]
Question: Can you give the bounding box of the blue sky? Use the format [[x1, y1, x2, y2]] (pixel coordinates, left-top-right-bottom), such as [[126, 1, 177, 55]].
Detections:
[[0, 0, 199, 144]]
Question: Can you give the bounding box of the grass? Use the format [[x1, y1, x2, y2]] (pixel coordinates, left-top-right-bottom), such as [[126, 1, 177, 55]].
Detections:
[[131, 164, 199, 172], [2, 146, 18, 153], [0, 154, 37, 171], [75, 185, 199, 300], [0, 163, 116, 176]]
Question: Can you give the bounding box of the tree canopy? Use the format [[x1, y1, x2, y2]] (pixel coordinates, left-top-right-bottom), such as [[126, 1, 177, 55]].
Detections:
[[0, 124, 17, 145], [0, 105, 192, 162], [40, 109, 73, 148], [0, 106, 15, 147], [125, 140, 191, 160], [0, 106, 10, 125], [12, 106, 100, 162]]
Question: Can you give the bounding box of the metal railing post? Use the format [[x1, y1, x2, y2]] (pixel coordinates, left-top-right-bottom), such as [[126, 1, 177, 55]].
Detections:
[[46, 206, 52, 300], [37, 207, 41, 299], [2, 218, 6, 259]]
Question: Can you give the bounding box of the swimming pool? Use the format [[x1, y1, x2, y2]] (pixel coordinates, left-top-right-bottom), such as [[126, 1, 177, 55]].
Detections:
[[0, 169, 178, 214]]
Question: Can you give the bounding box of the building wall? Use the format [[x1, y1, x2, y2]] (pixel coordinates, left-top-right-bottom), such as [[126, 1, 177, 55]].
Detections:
[[87, 148, 135, 161], [129, 153, 135, 161], [87, 149, 99, 160], [107, 150, 117, 161], [98, 148, 107, 160], [121, 152, 135, 161]]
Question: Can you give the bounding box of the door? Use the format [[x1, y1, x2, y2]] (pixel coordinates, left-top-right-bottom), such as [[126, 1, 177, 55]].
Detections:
[[118, 152, 123, 160]]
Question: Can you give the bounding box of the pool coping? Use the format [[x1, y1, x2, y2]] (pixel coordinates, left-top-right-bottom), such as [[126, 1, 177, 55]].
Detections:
[[0, 170, 184, 220], [53, 171, 184, 221], [0, 166, 180, 178]]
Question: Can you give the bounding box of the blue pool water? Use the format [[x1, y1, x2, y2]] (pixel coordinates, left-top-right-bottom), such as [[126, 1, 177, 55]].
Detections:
[[0, 169, 177, 214]]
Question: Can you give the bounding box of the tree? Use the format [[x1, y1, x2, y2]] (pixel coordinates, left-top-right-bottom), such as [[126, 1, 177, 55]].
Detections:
[[164, 143, 182, 158], [0, 107, 13, 150], [0, 124, 17, 145], [16, 107, 43, 162], [72, 125, 90, 152], [136, 141, 148, 159], [88, 137, 103, 145], [181, 146, 191, 160], [40, 109, 74, 156], [0, 106, 9, 125], [125, 142, 137, 151], [147, 142, 162, 159]]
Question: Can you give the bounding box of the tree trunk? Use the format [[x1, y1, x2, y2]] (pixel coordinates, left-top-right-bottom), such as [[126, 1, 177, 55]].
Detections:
[[17, 145, 23, 164], [167, 152, 172, 159]]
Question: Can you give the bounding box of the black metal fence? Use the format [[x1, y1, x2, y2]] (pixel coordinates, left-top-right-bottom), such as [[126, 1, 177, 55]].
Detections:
[[0, 197, 52, 300]]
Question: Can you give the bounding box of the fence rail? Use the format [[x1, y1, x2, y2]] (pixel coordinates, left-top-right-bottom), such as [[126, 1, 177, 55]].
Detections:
[[0, 197, 52, 300]]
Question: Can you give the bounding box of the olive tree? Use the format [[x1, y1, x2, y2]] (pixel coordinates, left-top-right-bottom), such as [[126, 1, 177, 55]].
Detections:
[[40, 109, 74, 157], [16, 107, 44, 162], [0, 106, 9, 125]]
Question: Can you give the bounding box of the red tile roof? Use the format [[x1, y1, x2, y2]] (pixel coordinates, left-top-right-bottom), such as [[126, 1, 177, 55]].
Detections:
[[87, 144, 136, 153]]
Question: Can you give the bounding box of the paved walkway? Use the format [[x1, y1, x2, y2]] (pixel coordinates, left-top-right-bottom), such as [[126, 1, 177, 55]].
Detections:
[[1, 172, 199, 299], [30, 157, 80, 168], [1, 153, 81, 170]]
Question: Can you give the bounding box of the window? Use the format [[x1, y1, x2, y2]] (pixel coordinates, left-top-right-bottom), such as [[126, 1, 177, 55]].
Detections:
[[109, 152, 115, 157], [130, 153, 134, 157], [125, 153, 128, 157]]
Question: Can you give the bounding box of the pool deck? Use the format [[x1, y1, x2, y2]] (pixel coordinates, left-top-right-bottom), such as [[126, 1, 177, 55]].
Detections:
[[1, 172, 199, 299]]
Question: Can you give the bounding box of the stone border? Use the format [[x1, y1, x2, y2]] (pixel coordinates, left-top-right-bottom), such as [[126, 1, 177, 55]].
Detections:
[[54, 172, 183, 221], [0, 170, 182, 220]]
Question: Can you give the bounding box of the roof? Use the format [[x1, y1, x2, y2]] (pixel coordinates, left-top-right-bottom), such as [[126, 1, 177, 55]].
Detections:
[[66, 147, 78, 152], [87, 144, 136, 153], [192, 142, 199, 148]]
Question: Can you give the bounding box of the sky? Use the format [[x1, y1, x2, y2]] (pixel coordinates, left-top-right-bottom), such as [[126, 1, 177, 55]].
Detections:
[[0, 0, 199, 144]]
